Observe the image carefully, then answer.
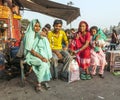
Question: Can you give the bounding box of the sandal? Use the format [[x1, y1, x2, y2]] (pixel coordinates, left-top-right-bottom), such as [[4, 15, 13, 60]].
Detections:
[[35, 84, 43, 92], [86, 74, 92, 80], [44, 82, 50, 90]]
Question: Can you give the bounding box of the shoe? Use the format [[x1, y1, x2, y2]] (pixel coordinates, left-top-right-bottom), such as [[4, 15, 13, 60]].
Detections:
[[44, 82, 50, 90], [99, 74, 104, 79], [80, 73, 87, 80], [86, 74, 92, 80]]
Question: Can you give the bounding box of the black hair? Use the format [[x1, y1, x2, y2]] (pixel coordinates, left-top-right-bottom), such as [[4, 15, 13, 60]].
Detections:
[[34, 19, 41, 28], [45, 24, 51, 30], [90, 26, 98, 32], [112, 29, 117, 34], [53, 19, 63, 26], [70, 28, 75, 31], [65, 29, 70, 34], [36, 19, 39, 24]]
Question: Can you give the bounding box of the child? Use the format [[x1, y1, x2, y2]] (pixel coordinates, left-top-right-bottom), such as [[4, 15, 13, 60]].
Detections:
[[90, 26, 107, 78], [41, 27, 49, 37], [90, 26, 107, 52]]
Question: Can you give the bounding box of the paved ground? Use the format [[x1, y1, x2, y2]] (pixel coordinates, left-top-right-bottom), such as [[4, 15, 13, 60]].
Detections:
[[0, 70, 120, 100]]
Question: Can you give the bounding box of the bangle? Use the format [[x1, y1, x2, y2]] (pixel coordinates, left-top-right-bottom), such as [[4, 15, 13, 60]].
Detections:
[[75, 49, 81, 53]]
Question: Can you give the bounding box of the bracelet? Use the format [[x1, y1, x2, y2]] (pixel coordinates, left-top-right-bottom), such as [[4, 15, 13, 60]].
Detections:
[[75, 49, 81, 53]]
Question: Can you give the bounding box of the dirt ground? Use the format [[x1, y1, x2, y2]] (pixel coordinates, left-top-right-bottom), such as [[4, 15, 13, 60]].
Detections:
[[0, 70, 120, 100]]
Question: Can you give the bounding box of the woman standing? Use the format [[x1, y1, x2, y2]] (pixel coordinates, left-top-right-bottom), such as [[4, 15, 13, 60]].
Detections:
[[110, 29, 118, 50], [70, 21, 91, 80], [24, 19, 52, 92]]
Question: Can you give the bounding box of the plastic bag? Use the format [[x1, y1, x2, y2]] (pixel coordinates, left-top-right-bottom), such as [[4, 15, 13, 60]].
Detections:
[[68, 59, 80, 83]]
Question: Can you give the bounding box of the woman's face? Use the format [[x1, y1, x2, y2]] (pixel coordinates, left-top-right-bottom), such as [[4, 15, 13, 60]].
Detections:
[[79, 23, 87, 33], [34, 22, 40, 33], [91, 29, 97, 36]]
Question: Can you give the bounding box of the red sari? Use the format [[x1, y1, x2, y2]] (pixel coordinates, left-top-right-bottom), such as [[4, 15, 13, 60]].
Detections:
[[70, 32, 91, 70]]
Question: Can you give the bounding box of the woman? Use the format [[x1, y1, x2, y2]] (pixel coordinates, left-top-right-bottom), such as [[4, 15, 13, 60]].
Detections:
[[110, 29, 118, 50], [24, 19, 52, 92], [70, 21, 91, 80]]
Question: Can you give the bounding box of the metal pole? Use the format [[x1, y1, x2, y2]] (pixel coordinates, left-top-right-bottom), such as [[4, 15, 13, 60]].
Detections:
[[67, 1, 74, 29], [70, 23, 72, 29]]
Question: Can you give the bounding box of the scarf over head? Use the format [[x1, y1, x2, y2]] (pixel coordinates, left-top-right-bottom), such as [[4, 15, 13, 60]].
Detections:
[[93, 28, 107, 41], [24, 19, 41, 52], [78, 21, 89, 32]]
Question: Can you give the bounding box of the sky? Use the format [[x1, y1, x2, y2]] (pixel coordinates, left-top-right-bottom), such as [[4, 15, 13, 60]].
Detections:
[[22, 0, 120, 29]]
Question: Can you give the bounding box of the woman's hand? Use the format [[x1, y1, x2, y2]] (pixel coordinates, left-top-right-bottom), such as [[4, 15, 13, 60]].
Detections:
[[70, 50, 76, 55], [31, 49, 35, 54], [71, 49, 81, 54], [31, 49, 48, 62]]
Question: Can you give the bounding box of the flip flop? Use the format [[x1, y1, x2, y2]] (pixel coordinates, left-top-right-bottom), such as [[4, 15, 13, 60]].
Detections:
[[80, 73, 87, 80], [86, 74, 92, 80]]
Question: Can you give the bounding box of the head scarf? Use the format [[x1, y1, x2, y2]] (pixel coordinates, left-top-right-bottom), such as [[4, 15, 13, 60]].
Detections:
[[24, 19, 41, 51], [78, 21, 89, 32], [74, 21, 89, 39], [96, 28, 107, 41]]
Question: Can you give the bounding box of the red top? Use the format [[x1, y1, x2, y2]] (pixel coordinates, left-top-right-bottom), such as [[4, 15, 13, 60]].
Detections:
[[70, 32, 91, 53], [69, 32, 91, 69]]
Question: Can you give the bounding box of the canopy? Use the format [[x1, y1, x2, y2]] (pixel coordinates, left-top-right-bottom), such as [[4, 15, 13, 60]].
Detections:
[[18, 0, 80, 24]]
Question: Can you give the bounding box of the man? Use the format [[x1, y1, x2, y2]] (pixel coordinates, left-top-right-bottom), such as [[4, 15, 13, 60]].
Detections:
[[48, 19, 72, 80]]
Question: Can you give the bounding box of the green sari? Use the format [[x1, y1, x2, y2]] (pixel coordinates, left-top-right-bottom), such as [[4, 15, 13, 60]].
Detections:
[[24, 19, 52, 82]]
